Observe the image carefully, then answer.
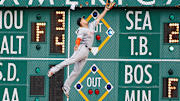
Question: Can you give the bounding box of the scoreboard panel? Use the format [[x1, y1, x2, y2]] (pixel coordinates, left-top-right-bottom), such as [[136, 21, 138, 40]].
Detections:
[[0, 6, 180, 101], [0, 0, 179, 7]]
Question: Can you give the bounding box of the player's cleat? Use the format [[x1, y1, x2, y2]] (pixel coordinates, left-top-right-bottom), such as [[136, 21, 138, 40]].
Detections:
[[48, 71, 54, 77], [62, 86, 70, 98]]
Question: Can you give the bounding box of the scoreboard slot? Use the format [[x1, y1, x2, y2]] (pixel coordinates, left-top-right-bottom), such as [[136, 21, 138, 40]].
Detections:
[[50, 11, 65, 54], [163, 78, 179, 98], [31, 22, 46, 42], [30, 76, 45, 96], [164, 23, 180, 43], [49, 65, 64, 101]]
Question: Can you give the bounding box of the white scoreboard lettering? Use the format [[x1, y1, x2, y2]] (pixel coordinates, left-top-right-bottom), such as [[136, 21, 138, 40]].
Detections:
[[125, 90, 151, 101], [0, 35, 24, 55], [0, 0, 174, 6], [128, 36, 151, 56], [126, 11, 152, 31], [125, 64, 152, 84], [0, 62, 19, 82], [2, 88, 19, 101], [87, 77, 101, 87], [0, 10, 23, 29], [124, 64, 153, 101]]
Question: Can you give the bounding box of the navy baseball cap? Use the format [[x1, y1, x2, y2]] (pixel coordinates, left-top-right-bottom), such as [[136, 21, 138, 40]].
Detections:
[[77, 16, 85, 26]]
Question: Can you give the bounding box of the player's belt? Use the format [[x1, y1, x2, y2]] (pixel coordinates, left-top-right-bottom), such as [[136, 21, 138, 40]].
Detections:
[[85, 45, 91, 51]]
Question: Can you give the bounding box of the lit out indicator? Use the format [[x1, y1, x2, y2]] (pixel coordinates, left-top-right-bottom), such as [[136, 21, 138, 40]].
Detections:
[[164, 23, 179, 43], [163, 78, 179, 98], [50, 11, 66, 54], [95, 89, 100, 95], [96, 35, 101, 41], [31, 22, 46, 42], [88, 89, 93, 95]]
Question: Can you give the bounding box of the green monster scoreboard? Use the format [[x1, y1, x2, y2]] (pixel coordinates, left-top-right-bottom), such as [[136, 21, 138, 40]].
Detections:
[[0, 0, 180, 101]]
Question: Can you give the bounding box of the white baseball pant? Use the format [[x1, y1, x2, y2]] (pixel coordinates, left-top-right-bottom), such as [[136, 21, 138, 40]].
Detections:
[[49, 44, 89, 89]]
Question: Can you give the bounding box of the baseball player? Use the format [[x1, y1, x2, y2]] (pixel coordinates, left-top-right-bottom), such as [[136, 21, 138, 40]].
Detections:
[[48, 4, 114, 98]]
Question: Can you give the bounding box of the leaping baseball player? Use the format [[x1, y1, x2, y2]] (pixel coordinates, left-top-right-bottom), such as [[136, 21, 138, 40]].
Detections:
[[48, 1, 115, 98]]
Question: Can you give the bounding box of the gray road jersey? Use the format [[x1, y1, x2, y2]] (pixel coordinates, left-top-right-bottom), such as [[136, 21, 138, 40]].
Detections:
[[76, 20, 97, 48]]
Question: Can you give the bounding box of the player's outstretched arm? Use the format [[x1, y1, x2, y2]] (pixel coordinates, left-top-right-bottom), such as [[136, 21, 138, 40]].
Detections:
[[96, 7, 110, 25]]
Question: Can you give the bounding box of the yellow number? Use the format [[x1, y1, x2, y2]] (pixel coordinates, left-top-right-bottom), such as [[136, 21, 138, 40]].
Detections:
[[56, 11, 65, 31], [36, 22, 46, 42], [168, 78, 178, 98], [55, 34, 65, 53], [169, 23, 179, 43]]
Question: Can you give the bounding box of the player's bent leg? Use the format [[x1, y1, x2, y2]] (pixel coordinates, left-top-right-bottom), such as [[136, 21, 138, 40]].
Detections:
[[61, 63, 79, 98], [63, 59, 87, 97], [48, 46, 88, 77], [48, 52, 79, 77], [48, 57, 78, 76]]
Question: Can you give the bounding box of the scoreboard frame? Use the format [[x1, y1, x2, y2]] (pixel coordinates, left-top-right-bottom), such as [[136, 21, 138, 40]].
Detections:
[[0, 4, 180, 101]]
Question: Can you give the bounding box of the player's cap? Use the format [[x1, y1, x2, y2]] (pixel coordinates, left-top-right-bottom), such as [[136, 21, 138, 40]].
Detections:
[[77, 16, 85, 26]]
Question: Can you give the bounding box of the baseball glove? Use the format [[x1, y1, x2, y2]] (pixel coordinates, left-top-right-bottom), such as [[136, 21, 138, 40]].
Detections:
[[105, 0, 116, 10]]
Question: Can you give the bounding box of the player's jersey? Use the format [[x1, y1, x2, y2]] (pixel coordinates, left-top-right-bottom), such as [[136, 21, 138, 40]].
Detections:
[[76, 20, 97, 48]]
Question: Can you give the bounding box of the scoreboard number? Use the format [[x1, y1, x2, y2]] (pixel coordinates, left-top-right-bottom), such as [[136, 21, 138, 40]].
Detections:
[[50, 11, 65, 54], [164, 23, 180, 43], [163, 78, 179, 98], [31, 22, 46, 42]]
